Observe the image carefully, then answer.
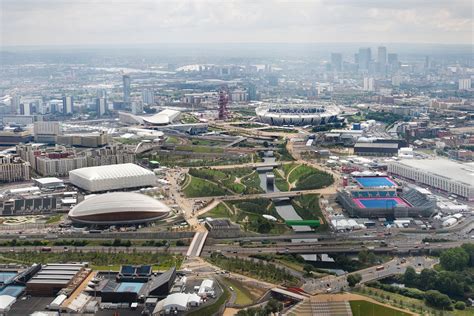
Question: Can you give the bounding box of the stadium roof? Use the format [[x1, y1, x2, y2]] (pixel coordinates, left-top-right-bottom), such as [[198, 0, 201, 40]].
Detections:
[[395, 159, 474, 186], [68, 192, 170, 224], [69, 163, 153, 181]]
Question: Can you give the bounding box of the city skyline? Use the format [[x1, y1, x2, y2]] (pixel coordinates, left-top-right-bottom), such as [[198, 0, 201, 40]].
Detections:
[[1, 0, 472, 47]]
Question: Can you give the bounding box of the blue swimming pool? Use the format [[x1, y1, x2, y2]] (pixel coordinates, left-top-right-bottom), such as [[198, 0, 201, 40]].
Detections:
[[355, 177, 396, 188], [0, 272, 17, 284], [353, 198, 409, 209], [115, 282, 143, 293], [0, 285, 25, 297]]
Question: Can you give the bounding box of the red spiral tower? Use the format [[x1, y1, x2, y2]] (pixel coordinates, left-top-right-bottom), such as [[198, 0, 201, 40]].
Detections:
[[217, 86, 229, 120]]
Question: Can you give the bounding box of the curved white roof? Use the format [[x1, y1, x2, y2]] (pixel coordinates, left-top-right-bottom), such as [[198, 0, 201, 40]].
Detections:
[[68, 192, 169, 221], [70, 163, 151, 181], [142, 109, 181, 125], [69, 163, 156, 192]]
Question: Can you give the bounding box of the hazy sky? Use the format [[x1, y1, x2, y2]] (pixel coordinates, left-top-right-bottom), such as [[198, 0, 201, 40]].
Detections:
[[1, 0, 472, 46]]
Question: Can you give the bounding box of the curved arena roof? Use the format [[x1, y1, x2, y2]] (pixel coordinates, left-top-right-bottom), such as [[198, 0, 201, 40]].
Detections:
[[255, 102, 340, 126], [68, 192, 170, 224], [69, 163, 156, 192]]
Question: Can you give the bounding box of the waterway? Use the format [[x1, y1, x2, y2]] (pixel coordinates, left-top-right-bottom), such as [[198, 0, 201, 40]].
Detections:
[[257, 157, 311, 232]]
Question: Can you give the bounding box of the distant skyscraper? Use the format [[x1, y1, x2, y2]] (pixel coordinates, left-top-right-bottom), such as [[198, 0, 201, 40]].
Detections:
[[331, 53, 343, 72], [377, 46, 387, 73], [131, 101, 144, 115], [458, 78, 472, 90], [123, 75, 131, 103], [363, 77, 375, 91], [247, 83, 257, 101], [11, 95, 20, 114], [388, 53, 398, 65], [96, 97, 107, 117], [141, 89, 154, 105], [358, 48, 371, 71], [19, 103, 33, 116], [62, 96, 74, 114]]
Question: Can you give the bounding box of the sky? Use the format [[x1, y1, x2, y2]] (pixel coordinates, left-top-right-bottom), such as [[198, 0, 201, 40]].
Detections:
[[1, 0, 472, 47]]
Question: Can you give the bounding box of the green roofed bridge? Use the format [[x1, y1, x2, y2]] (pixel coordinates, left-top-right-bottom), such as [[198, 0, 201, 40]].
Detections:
[[285, 220, 320, 227]]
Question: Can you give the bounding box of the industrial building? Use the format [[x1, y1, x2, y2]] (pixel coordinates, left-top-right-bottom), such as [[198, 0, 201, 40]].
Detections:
[[26, 263, 90, 297], [69, 163, 155, 192], [56, 132, 108, 148], [68, 192, 170, 225], [33, 177, 65, 189], [388, 159, 474, 201], [255, 102, 341, 126], [354, 139, 406, 156]]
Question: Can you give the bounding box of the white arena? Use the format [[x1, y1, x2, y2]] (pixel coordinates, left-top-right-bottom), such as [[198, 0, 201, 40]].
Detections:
[[69, 163, 156, 192], [255, 103, 341, 126], [68, 192, 170, 224]]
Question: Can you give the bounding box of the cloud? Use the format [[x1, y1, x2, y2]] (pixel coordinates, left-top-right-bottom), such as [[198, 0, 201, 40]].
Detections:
[[1, 0, 471, 46]]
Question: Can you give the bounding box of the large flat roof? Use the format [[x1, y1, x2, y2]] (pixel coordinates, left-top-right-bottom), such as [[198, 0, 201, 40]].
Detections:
[[395, 159, 474, 186]]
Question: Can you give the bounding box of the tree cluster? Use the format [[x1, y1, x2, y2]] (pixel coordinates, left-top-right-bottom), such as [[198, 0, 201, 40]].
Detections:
[[209, 253, 298, 286]]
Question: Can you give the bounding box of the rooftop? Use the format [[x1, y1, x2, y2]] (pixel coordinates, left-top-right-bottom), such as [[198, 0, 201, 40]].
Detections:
[[394, 159, 474, 186]]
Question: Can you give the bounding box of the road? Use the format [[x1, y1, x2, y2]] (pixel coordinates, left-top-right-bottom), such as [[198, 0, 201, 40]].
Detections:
[[303, 256, 438, 295]]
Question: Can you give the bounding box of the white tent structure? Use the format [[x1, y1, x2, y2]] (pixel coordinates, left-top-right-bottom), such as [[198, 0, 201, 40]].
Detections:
[[0, 295, 16, 314]]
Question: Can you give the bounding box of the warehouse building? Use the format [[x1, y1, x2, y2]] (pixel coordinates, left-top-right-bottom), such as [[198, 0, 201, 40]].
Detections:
[[388, 159, 474, 201], [69, 163, 156, 192], [26, 263, 90, 297]]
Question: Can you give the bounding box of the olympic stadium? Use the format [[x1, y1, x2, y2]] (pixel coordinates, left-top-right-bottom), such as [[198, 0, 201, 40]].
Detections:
[[68, 192, 170, 225], [255, 103, 341, 126]]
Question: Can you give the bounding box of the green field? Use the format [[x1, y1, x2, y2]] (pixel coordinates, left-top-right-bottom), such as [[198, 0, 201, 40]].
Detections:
[[275, 163, 334, 191], [290, 194, 328, 231], [0, 251, 183, 270], [273, 169, 290, 191], [183, 167, 264, 197], [203, 203, 233, 219], [350, 300, 413, 316], [220, 277, 255, 306], [175, 145, 224, 153], [203, 199, 290, 234], [182, 176, 228, 198]]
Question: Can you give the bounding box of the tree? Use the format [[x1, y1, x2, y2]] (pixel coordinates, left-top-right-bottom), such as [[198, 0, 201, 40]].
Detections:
[[303, 264, 313, 275], [454, 301, 466, 310], [403, 266, 418, 287], [347, 273, 362, 287], [461, 243, 474, 267], [440, 247, 469, 271], [424, 290, 452, 310]]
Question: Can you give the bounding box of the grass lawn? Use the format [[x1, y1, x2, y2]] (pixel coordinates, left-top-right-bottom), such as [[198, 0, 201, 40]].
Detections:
[[226, 199, 291, 235], [186, 167, 262, 196], [182, 176, 228, 198], [165, 136, 180, 144], [0, 252, 183, 270], [280, 164, 333, 190], [202, 203, 232, 219], [273, 169, 290, 191], [221, 277, 255, 306], [46, 214, 63, 224], [291, 194, 328, 232], [175, 145, 224, 153], [359, 286, 474, 316], [350, 300, 413, 316]]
